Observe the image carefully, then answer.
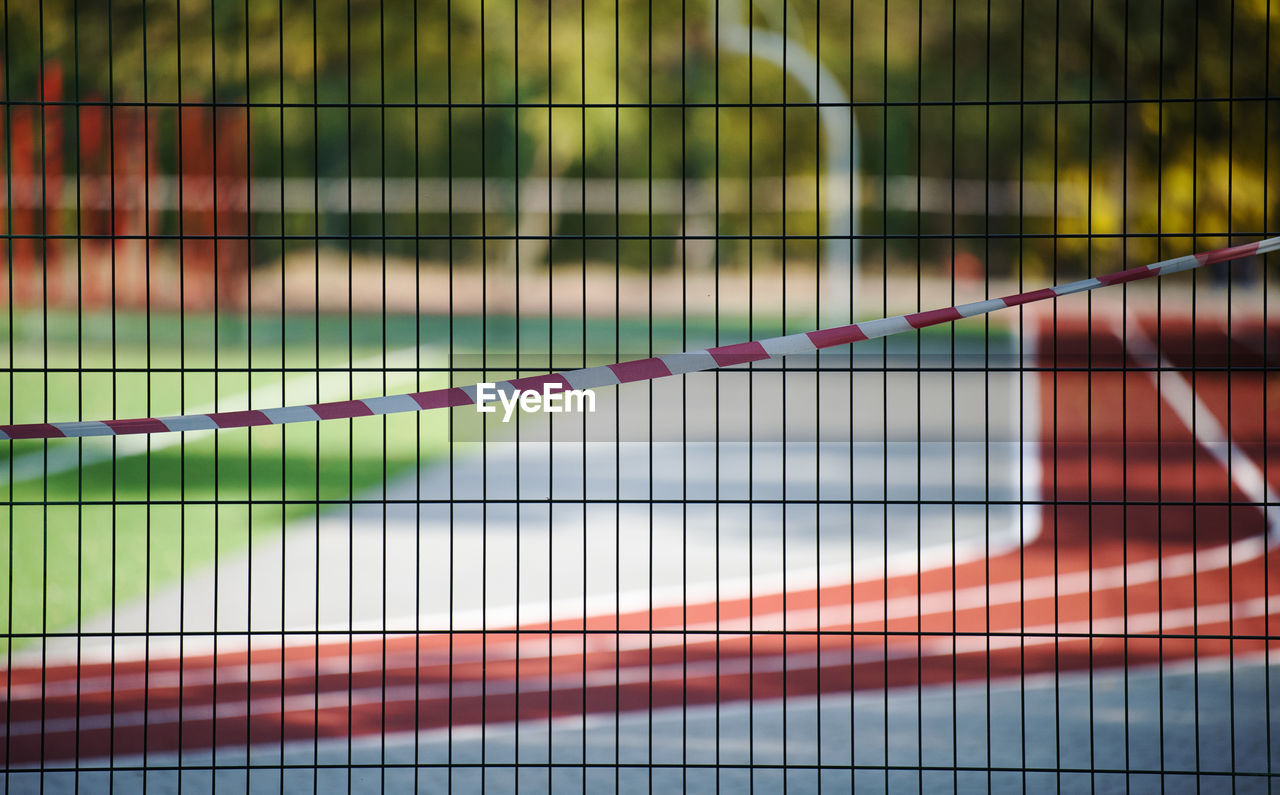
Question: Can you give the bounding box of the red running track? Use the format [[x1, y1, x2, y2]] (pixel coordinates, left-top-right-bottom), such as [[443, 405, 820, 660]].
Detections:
[[1, 313, 1277, 766]]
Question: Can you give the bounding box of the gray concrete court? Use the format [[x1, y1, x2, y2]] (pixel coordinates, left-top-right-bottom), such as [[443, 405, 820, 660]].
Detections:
[[36, 342, 1039, 664]]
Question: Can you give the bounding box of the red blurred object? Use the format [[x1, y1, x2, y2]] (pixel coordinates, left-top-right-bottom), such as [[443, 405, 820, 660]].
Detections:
[[215, 106, 250, 311], [10, 104, 36, 306], [78, 97, 109, 309], [178, 103, 216, 310], [951, 249, 984, 285], [41, 61, 63, 304]]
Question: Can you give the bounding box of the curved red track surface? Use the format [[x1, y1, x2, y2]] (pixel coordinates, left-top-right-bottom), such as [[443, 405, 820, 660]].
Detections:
[[2, 314, 1277, 766]]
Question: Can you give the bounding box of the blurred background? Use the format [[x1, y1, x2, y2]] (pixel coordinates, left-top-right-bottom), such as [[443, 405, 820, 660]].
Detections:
[[0, 0, 1274, 314], [1, 0, 1278, 790]]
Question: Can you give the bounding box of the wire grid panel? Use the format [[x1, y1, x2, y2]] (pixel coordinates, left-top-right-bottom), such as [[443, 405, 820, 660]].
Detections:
[[0, 0, 1277, 792]]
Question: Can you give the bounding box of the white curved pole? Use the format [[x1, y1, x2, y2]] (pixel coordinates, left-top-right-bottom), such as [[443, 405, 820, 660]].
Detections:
[[717, 0, 861, 322]]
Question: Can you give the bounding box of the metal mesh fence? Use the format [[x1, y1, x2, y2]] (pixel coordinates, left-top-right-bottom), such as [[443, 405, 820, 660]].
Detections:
[[0, 0, 1277, 791]]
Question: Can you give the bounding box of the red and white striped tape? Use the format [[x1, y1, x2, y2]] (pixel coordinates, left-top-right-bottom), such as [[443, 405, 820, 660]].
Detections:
[[3, 238, 1275, 441]]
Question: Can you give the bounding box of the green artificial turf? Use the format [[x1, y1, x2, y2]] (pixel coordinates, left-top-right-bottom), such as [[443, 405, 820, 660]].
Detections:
[[0, 311, 455, 653]]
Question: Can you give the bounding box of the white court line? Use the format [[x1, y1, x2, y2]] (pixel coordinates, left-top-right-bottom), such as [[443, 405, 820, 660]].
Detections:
[[1, 645, 857, 739], [852, 535, 1270, 626], [80, 647, 1271, 774], [943, 594, 1277, 655], [9, 532, 1269, 705], [1121, 317, 1280, 540], [7, 590, 1274, 741]]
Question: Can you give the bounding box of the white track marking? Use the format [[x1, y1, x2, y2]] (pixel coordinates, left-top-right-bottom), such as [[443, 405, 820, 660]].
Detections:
[[6, 591, 1274, 740], [1121, 317, 1280, 540]]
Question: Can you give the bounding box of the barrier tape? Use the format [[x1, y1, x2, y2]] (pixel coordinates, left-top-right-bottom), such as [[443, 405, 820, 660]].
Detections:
[[3, 238, 1276, 441]]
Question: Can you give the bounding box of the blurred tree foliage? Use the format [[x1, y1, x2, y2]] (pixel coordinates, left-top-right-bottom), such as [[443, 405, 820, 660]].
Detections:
[[2, 0, 1275, 275]]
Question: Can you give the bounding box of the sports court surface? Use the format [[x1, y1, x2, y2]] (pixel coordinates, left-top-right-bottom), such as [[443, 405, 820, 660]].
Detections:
[[3, 306, 1277, 792], [1, 0, 1277, 790]]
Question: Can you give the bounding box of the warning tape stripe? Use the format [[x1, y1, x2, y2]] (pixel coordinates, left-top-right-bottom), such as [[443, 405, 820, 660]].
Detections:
[[3, 237, 1275, 441]]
